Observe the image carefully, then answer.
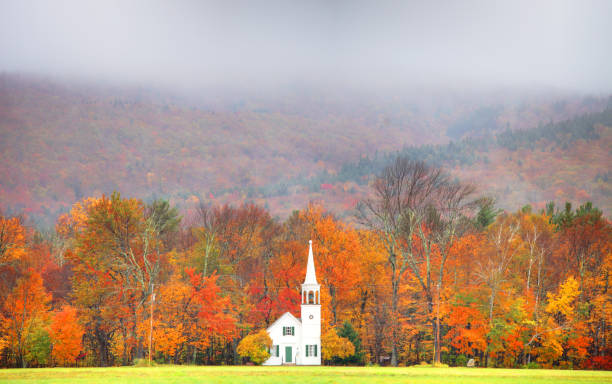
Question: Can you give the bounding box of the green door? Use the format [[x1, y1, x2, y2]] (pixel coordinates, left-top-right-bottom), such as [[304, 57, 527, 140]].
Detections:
[[285, 346, 292, 363]]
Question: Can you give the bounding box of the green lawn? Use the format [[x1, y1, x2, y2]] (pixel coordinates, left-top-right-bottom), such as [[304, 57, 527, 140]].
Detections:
[[0, 366, 611, 384]]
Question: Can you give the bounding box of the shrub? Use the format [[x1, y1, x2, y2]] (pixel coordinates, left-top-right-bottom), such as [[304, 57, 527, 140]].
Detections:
[[132, 358, 158, 366], [237, 330, 273, 365], [321, 328, 355, 364], [584, 356, 612, 370], [455, 354, 468, 367]]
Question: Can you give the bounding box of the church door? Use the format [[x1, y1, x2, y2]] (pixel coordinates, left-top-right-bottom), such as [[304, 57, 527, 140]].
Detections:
[[285, 346, 292, 363]]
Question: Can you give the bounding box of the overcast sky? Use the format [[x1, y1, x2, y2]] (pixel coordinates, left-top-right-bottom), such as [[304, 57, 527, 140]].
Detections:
[[1, 0, 611, 92]]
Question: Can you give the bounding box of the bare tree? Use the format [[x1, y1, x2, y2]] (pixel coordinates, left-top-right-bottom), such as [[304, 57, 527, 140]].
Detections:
[[474, 213, 520, 366], [475, 213, 520, 326], [425, 180, 476, 363], [357, 156, 475, 365], [195, 203, 219, 277]]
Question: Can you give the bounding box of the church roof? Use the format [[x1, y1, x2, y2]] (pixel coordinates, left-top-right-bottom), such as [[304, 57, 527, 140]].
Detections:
[[303, 240, 318, 285], [266, 311, 301, 332]]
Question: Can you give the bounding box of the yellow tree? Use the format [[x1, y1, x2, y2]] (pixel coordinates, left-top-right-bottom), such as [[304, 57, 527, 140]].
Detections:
[[236, 330, 272, 365], [321, 327, 355, 364], [147, 277, 191, 363], [534, 276, 582, 367]]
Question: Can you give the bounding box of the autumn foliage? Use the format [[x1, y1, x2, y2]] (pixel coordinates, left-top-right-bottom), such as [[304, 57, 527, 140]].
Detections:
[[49, 306, 84, 366], [321, 328, 355, 362], [0, 184, 610, 368], [236, 330, 272, 365]]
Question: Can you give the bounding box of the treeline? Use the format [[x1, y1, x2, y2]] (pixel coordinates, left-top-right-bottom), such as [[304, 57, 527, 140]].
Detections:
[[0, 160, 610, 369], [496, 103, 612, 151]]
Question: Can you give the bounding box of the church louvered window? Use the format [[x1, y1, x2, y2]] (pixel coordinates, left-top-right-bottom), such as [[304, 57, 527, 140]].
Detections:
[[305, 344, 317, 357], [270, 345, 279, 357]]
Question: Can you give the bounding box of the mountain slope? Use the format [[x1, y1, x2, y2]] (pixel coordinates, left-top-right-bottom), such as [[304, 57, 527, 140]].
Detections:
[[276, 105, 612, 218], [0, 74, 609, 225]]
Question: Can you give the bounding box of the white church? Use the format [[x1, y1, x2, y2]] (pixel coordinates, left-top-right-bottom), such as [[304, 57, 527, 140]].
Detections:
[[263, 240, 321, 365]]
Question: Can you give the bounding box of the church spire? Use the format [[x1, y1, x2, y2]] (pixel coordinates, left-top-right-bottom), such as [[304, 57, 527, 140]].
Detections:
[[303, 240, 318, 285]]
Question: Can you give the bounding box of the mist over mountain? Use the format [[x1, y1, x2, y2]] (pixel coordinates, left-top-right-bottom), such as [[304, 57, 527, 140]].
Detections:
[[1, 74, 610, 227]]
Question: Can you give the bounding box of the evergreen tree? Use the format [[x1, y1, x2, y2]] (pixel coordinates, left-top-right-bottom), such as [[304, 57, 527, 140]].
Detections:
[[333, 321, 365, 365], [474, 198, 500, 230]]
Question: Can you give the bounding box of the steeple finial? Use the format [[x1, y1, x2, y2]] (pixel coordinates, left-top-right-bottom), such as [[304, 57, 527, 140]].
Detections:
[[303, 240, 318, 285]]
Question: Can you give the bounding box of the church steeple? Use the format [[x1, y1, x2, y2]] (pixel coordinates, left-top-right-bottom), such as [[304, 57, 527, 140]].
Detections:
[[301, 240, 320, 305], [300, 239, 321, 365], [303, 240, 318, 285]]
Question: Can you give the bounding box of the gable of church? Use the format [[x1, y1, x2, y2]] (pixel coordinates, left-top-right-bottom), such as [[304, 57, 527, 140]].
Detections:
[[267, 311, 302, 333]]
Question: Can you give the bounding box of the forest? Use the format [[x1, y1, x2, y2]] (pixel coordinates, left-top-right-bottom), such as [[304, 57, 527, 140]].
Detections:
[[0, 157, 609, 370]]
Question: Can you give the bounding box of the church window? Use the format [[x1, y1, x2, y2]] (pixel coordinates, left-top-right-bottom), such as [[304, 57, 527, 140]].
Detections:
[[270, 345, 279, 357], [283, 326, 294, 336], [306, 344, 318, 357]]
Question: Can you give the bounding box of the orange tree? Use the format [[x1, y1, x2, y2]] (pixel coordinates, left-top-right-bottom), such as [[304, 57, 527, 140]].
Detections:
[[49, 305, 84, 366], [66, 193, 179, 365], [1, 270, 51, 367], [303, 204, 361, 327]]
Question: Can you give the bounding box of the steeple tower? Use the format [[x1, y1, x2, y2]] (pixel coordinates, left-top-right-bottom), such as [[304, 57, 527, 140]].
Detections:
[[301, 240, 320, 304], [300, 240, 321, 364], [303, 240, 318, 285]]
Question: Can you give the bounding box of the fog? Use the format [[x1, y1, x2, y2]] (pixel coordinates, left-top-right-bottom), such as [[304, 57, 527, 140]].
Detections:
[[1, 0, 611, 93]]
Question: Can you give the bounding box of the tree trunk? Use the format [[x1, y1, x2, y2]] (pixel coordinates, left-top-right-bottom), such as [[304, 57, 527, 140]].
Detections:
[[391, 264, 399, 366], [434, 288, 441, 364], [96, 325, 110, 367], [535, 249, 543, 320], [488, 286, 497, 325], [330, 285, 338, 326], [19, 292, 28, 368]]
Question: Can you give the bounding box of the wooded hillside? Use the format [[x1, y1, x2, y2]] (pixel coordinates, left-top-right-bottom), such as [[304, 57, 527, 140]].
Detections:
[[1, 75, 609, 226]]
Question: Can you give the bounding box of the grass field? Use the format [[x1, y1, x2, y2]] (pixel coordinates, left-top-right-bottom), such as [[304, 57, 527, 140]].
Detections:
[[0, 366, 611, 384]]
